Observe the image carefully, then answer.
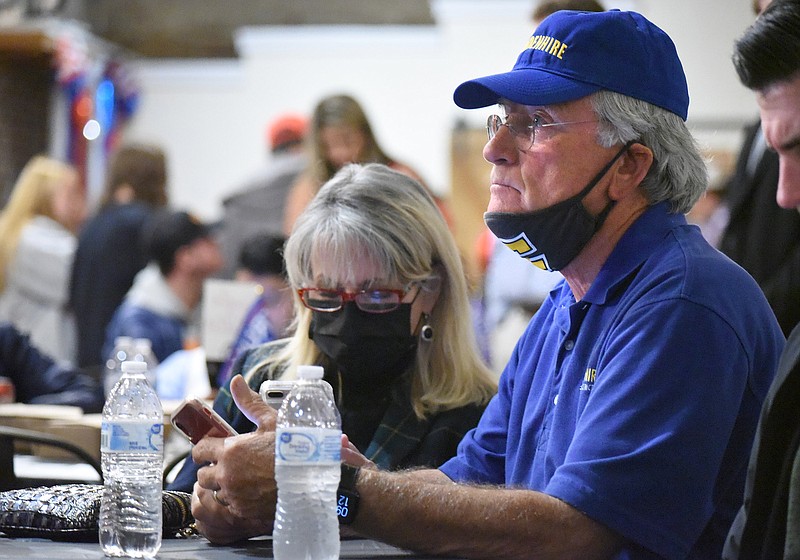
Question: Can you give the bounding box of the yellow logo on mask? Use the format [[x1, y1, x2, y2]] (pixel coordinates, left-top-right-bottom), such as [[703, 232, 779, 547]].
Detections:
[[501, 233, 552, 271]]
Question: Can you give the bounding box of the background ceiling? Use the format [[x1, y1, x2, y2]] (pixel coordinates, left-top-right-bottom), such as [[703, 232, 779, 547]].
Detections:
[[54, 0, 436, 58]]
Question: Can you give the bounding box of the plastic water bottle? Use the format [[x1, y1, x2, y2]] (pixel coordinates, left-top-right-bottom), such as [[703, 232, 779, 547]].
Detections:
[[99, 360, 164, 559], [132, 338, 159, 389], [104, 336, 134, 398], [274, 365, 341, 560]]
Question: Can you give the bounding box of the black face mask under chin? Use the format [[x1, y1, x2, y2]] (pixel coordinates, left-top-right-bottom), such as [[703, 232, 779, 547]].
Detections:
[[308, 302, 418, 393], [484, 142, 633, 272]]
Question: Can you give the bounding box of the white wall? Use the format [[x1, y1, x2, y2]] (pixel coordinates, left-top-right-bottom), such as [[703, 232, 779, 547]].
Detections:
[[123, 0, 759, 221]]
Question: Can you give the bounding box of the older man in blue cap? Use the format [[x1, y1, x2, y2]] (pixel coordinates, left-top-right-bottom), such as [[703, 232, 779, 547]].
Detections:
[[188, 10, 785, 559]]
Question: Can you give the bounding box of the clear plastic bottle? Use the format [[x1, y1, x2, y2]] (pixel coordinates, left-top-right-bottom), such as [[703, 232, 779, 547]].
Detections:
[[274, 365, 342, 560], [99, 360, 164, 559], [103, 336, 134, 398], [131, 338, 159, 390]]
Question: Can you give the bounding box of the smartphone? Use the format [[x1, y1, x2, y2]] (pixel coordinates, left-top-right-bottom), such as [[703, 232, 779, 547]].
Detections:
[[170, 397, 238, 444], [260, 379, 335, 410], [259, 380, 298, 410]]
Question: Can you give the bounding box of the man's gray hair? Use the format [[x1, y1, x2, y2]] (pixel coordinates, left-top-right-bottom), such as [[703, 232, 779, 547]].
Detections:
[[592, 90, 708, 214]]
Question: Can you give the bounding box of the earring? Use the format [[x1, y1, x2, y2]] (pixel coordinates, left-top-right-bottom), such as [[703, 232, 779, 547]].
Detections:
[[420, 314, 433, 342]]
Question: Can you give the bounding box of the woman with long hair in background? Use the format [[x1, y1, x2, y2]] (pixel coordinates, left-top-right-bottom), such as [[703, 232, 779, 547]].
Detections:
[[0, 155, 86, 362]]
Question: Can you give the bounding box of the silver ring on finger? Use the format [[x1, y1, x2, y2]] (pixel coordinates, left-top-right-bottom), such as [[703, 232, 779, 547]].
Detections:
[[213, 489, 229, 507]]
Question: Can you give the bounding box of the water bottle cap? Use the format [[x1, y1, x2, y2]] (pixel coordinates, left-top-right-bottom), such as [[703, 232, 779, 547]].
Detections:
[[297, 365, 324, 380], [121, 360, 148, 373]]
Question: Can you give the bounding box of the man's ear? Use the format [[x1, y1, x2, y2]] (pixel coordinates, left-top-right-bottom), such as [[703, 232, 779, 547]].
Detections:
[[610, 143, 654, 199]]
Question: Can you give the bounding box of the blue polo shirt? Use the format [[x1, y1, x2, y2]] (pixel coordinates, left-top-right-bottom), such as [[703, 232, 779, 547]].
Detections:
[[440, 203, 785, 560]]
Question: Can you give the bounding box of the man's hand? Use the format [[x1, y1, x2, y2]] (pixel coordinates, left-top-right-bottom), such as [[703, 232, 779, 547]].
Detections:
[[190, 375, 278, 544]]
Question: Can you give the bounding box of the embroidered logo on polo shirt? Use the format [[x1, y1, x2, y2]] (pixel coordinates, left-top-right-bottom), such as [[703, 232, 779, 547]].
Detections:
[[580, 367, 596, 392]]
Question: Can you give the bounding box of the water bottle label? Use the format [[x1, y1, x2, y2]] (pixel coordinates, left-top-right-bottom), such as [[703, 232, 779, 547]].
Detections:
[[275, 427, 340, 465], [101, 421, 164, 453]]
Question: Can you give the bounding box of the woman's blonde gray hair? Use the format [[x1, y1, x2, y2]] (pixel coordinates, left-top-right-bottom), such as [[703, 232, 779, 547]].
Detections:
[[254, 163, 496, 418]]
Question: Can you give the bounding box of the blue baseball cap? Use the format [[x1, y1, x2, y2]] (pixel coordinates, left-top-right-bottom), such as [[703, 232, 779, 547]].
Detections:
[[453, 10, 689, 120]]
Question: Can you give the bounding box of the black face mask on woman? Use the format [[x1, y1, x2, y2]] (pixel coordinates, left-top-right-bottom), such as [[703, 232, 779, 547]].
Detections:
[[484, 142, 632, 272], [309, 302, 418, 391]]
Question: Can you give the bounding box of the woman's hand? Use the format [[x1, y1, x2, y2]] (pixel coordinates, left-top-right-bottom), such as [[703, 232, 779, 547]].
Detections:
[[342, 433, 376, 470]]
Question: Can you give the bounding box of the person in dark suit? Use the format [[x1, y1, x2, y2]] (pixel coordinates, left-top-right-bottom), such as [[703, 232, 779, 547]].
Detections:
[[718, 118, 800, 337], [724, 1, 800, 557], [716, 0, 800, 338]]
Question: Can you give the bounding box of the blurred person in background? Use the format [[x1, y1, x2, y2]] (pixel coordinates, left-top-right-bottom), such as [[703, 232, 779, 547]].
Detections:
[[216, 232, 294, 387], [217, 114, 308, 279], [0, 322, 102, 412], [282, 93, 449, 234], [70, 143, 169, 373], [103, 209, 223, 365], [531, 0, 604, 23], [0, 155, 86, 363]]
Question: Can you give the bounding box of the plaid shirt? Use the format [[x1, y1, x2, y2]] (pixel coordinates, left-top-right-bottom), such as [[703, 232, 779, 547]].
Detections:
[[168, 339, 487, 492], [227, 340, 487, 470]]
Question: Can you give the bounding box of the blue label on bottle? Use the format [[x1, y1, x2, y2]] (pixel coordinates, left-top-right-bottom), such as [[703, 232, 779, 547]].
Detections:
[[101, 421, 164, 453], [275, 427, 340, 465]]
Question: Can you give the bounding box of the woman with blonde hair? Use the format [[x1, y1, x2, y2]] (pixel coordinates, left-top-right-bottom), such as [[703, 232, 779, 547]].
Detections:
[[282, 94, 449, 233], [0, 155, 86, 362], [170, 163, 495, 498]]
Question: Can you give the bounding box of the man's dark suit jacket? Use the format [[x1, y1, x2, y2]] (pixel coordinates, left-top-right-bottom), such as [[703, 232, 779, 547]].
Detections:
[[719, 120, 800, 336]]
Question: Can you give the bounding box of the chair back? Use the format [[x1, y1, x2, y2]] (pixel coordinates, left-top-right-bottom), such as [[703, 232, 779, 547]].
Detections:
[[0, 425, 103, 491]]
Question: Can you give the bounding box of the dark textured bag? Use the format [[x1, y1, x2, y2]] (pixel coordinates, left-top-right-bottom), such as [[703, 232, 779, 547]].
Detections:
[[0, 484, 193, 541]]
